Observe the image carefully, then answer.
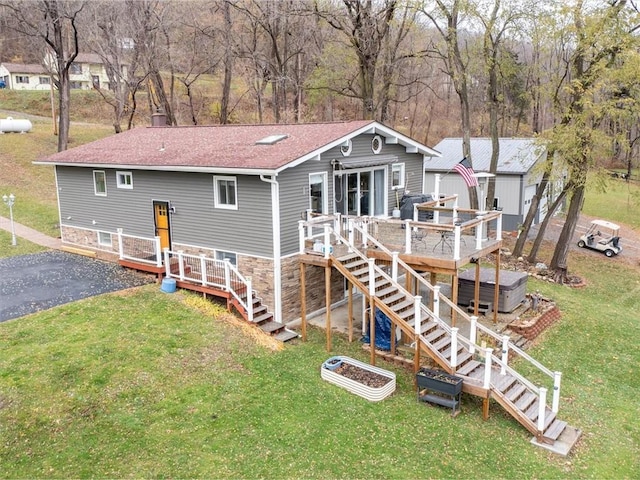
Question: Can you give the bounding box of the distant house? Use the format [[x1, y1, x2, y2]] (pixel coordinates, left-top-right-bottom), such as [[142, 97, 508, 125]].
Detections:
[[424, 138, 556, 231], [36, 119, 440, 324], [1, 53, 124, 91], [42, 52, 126, 90], [0, 63, 51, 90]]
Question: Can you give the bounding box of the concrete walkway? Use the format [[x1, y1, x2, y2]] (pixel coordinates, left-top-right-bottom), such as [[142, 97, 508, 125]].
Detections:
[[0, 215, 62, 249]]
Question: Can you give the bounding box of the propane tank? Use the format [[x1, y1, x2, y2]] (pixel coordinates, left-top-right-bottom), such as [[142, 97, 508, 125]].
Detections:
[[0, 117, 33, 133]]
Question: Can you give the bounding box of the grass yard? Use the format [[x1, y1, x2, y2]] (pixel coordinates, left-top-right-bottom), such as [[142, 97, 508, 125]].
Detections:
[[0, 115, 113, 236], [1, 255, 639, 479]]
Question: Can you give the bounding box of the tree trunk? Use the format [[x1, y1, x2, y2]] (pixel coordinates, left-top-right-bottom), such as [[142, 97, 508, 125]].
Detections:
[[512, 170, 549, 258], [549, 184, 585, 281], [220, 0, 233, 124], [526, 186, 569, 263]]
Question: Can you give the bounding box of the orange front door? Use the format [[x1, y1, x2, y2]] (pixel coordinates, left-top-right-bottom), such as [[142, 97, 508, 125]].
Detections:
[[153, 201, 171, 250]]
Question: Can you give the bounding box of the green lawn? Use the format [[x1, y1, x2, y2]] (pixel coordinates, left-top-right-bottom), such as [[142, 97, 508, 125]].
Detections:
[[1, 252, 639, 479]]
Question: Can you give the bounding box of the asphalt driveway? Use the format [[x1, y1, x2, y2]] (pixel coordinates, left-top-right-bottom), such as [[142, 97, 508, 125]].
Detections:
[[0, 251, 154, 322]]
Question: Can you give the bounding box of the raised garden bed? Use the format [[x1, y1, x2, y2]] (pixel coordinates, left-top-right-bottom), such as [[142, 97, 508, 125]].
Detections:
[[321, 356, 396, 402], [416, 368, 463, 416]]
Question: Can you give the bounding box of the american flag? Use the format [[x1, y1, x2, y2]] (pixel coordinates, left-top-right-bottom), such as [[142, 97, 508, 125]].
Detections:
[[453, 157, 478, 187]]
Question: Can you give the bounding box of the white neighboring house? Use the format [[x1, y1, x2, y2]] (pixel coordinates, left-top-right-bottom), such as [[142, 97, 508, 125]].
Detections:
[[424, 137, 558, 231], [44, 52, 120, 90], [0, 63, 52, 90]]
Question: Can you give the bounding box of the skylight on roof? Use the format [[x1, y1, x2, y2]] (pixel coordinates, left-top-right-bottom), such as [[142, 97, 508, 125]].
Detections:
[[255, 134, 288, 145]]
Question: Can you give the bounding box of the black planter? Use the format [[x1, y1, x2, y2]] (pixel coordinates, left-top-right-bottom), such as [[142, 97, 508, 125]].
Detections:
[[416, 368, 463, 416], [416, 368, 463, 395]]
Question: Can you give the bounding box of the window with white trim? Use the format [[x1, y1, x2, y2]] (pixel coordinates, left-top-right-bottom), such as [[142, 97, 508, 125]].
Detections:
[[93, 170, 107, 196], [16, 76, 29, 84], [391, 163, 405, 189], [340, 139, 352, 156], [371, 135, 382, 154], [309, 172, 328, 214], [216, 250, 237, 266], [70, 63, 82, 74], [214, 175, 238, 209], [97, 231, 112, 246], [116, 171, 133, 189]]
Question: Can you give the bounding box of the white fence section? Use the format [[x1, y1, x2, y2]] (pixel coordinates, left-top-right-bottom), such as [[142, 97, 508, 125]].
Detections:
[[163, 249, 254, 322], [116, 229, 162, 267]]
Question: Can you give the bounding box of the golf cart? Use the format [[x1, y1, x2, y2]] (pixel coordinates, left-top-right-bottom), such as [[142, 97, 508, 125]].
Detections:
[[577, 219, 622, 257]]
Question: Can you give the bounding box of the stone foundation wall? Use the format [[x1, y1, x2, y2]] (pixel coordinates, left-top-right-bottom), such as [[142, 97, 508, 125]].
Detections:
[[60, 225, 119, 254], [281, 256, 344, 323]]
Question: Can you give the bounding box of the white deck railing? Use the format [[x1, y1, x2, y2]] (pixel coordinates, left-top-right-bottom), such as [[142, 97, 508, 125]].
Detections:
[[298, 216, 562, 422], [116, 229, 162, 267], [162, 249, 254, 322]]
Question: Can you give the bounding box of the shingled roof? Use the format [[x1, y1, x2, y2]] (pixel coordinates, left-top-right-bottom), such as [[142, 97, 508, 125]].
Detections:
[[37, 121, 439, 174]]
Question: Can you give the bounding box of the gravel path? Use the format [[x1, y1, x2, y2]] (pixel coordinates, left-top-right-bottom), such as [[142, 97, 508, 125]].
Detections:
[[0, 250, 154, 322]]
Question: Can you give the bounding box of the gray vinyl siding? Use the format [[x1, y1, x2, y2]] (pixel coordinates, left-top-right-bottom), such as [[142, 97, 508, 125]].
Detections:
[[277, 133, 428, 255], [56, 166, 274, 257]]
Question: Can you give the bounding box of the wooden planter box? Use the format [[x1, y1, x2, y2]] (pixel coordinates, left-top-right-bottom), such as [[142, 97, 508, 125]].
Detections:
[[321, 356, 396, 402], [416, 368, 463, 416]]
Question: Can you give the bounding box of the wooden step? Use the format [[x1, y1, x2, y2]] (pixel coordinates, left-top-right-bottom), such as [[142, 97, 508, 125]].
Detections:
[[494, 374, 517, 393], [274, 329, 299, 343], [456, 360, 481, 376], [524, 400, 541, 421], [390, 298, 414, 313], [543, 419, 568, 441], [253, 312, 274, 324], [381, 292, 404, 305], [505, 383, 527, 403], [259, 321, 285, 334], [515, 392, 537, 411], [432, 336, 451, 352], [424, 328, 445, 344], [376, 285, 397, 297]]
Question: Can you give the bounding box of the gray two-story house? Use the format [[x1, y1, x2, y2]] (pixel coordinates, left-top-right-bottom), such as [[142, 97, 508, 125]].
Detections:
[[37, 120, 440, 324]]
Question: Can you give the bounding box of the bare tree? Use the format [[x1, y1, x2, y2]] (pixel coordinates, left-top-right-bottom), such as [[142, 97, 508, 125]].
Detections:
[[1, 0, 85, 151]]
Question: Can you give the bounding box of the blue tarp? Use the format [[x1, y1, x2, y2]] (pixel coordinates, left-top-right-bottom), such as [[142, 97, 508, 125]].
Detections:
[[362, 308, 392, 351]]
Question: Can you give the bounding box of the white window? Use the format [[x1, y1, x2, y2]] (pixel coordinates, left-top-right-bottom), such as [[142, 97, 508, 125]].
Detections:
[[39, 76, 50, 85], [93, 170, 107, 196], [214, 176, 237, 209], [309, 172, 328, 214], [216, 250, 237, 266], [371, 135, 383, 154], [340, 139, 352, 157], [70, 63, 82, 74], [391, 163, 405, 189], [16, 76, 29, 84], [116, 171, 133, 189], [97, 231, 112, 247]]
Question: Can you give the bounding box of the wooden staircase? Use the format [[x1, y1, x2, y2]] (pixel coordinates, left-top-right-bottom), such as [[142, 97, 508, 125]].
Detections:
[[230, 292, 298, 343], [332, 250, 580, 454]]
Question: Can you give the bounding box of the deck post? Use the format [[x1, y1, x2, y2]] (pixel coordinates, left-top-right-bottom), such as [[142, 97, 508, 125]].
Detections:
[[348, 280, 353, 343], [369, 297, 376, 365], [224, 260, 231, 291], [323, 224, 331, 259], [362, 221, 369, 249], [246, 277, 253, 323], [483, 348, 493, 389], [500, 334, 510, 374], [451, 327, 458, 369], [552, 372, 562, 413], [453, 224, 461, 260], [163, 248, 171, 276], [537, 388, 548, 432], [334, 213, 341, 238], [433, 285, 440, 319], [413, 295, 422, 373], [404, 220, 411, 254], [391, 252, 399, 282], [117, 228, 124, 260], [177, 250, 185, 280], [475, 215, 483, 250], [199, 254, 207, 286], [306, 209, 313, 239], [348, 219, 355, 247], [433, 174, 441, 224], [298, 220, 305, 254], [154, 237, 162, 267], [325, 262, 332, 352], [469, 315, 478, 354], [300, 262, 307, 341], [496, 212, 503, 241]]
